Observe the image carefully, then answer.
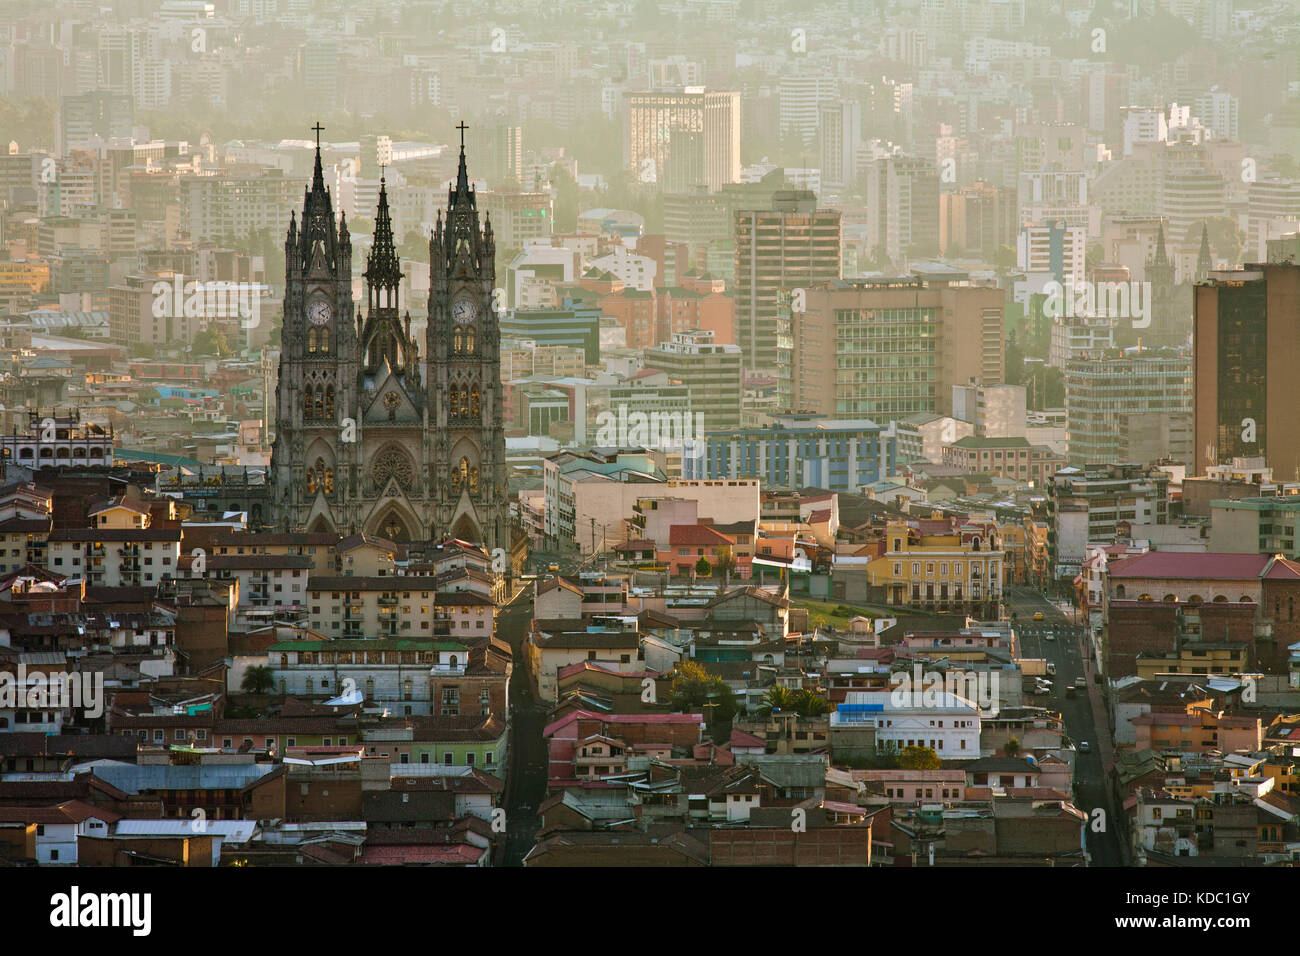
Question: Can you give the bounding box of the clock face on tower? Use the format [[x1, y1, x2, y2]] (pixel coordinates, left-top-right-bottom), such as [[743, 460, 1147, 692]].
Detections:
[[308, 298, 332, 326], [452, 298, 477, 326]]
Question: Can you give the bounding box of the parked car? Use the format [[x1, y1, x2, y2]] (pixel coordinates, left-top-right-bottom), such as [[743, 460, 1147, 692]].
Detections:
[[1033, 612, 1045, 620], [1079, 741, 1091, 753], [1074, 677, 1086, 688]]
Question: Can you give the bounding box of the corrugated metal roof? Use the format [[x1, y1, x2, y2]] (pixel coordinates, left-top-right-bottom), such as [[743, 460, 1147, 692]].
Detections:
[[86, 763, 277, 792], [113, 819, 256, 843]]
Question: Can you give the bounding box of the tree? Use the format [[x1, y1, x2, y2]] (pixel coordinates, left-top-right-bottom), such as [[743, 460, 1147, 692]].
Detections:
[[193, 326, 231, 357], [241, 665, 274, 695], [714, 546, 737, 580], [399, 228, 427, 262], [793, 689, 829, 717], [759, 685, 797, 715], [669, 660, 736, 723], [695, 556, 713, 577], [1004, 736, 1021, 757], [898, 745, 942, 770]]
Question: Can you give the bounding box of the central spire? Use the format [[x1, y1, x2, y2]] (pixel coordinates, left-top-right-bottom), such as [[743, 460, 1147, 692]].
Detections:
[[311, 120, 326, 194], [452, 120, 472, 205], [365, 168, 401, 288]]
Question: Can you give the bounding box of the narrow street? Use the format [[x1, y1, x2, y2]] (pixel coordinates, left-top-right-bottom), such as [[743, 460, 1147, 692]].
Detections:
[[497, 582, 548, 866], [1006, 586, 1125, 866]]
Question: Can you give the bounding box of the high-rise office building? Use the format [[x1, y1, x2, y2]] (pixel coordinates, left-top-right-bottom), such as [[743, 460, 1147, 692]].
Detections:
[[1247, 179, 1300, 251], [1065, 349, 1193, 466], [779, 74, 838, 144], [734, 190, 841, 374], [468, 121, 524, 187], [1193, 263, 1300, 481], [865, 154, 940, 263], [625, 88, 740, 193], [940, 181, 1015, 258], [479, 187, 553, 251], [299, 35, 341, 114], [785, 270, 1003, 420], [1017, 222, 1086, 285], [1161, 168, 1227, 244], [818, 100, 861, 193], [643, 330, 743, 431], [58, 91, 135, 155]]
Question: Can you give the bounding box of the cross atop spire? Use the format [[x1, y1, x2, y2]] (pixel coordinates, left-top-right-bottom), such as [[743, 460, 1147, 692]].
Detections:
[[312, 122, 324, 147], [457, 121, 468, 149]]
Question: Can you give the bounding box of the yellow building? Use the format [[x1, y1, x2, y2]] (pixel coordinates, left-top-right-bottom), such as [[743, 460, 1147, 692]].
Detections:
[[0, 258, 50, 294], [1133, 645, 1248, 680], [997, 521, 1027, 585], [865, 520, 1004, 618]]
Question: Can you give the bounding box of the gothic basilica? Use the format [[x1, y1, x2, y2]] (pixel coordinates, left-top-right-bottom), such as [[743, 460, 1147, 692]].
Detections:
[[267, 129, 508, 553]]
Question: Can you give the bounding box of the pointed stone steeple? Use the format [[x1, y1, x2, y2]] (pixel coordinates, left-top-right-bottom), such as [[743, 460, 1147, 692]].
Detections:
[[1195, 223, 1213, 282], [1147, 220, 1175, 339], [298, 123, 336, 266], [364, 171, 401, 289]]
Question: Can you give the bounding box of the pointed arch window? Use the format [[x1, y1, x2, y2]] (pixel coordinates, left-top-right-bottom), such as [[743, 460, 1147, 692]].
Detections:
[[466, 328, 475, 353], [454, 330, 464, 354], [449, 387, 460, 417], [452, 457, 469, 494], [320, 327, 330, 354], [324, 386, 335, 421], [303, 385, 315, 420], [470, 387, 480, 417], [459, 387, 469, 417], [308, 329, 318, 354], [307, 458, 333, 496]]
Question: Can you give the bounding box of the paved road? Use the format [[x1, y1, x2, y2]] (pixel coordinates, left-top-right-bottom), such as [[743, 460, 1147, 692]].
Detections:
[[1007, 586, 1125, 867], [498, 585, 549, 867]]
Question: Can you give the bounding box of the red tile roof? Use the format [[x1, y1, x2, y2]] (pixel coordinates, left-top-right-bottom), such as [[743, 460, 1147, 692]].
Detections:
[[358, 844, 484, 865], [1108, 552, 1280, 581], [668, 524, 734, 546]]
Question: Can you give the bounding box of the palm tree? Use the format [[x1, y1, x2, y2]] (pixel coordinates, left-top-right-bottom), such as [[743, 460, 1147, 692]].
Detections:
[[794, 689, 829, 718], [760, 685, 796, 715]]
